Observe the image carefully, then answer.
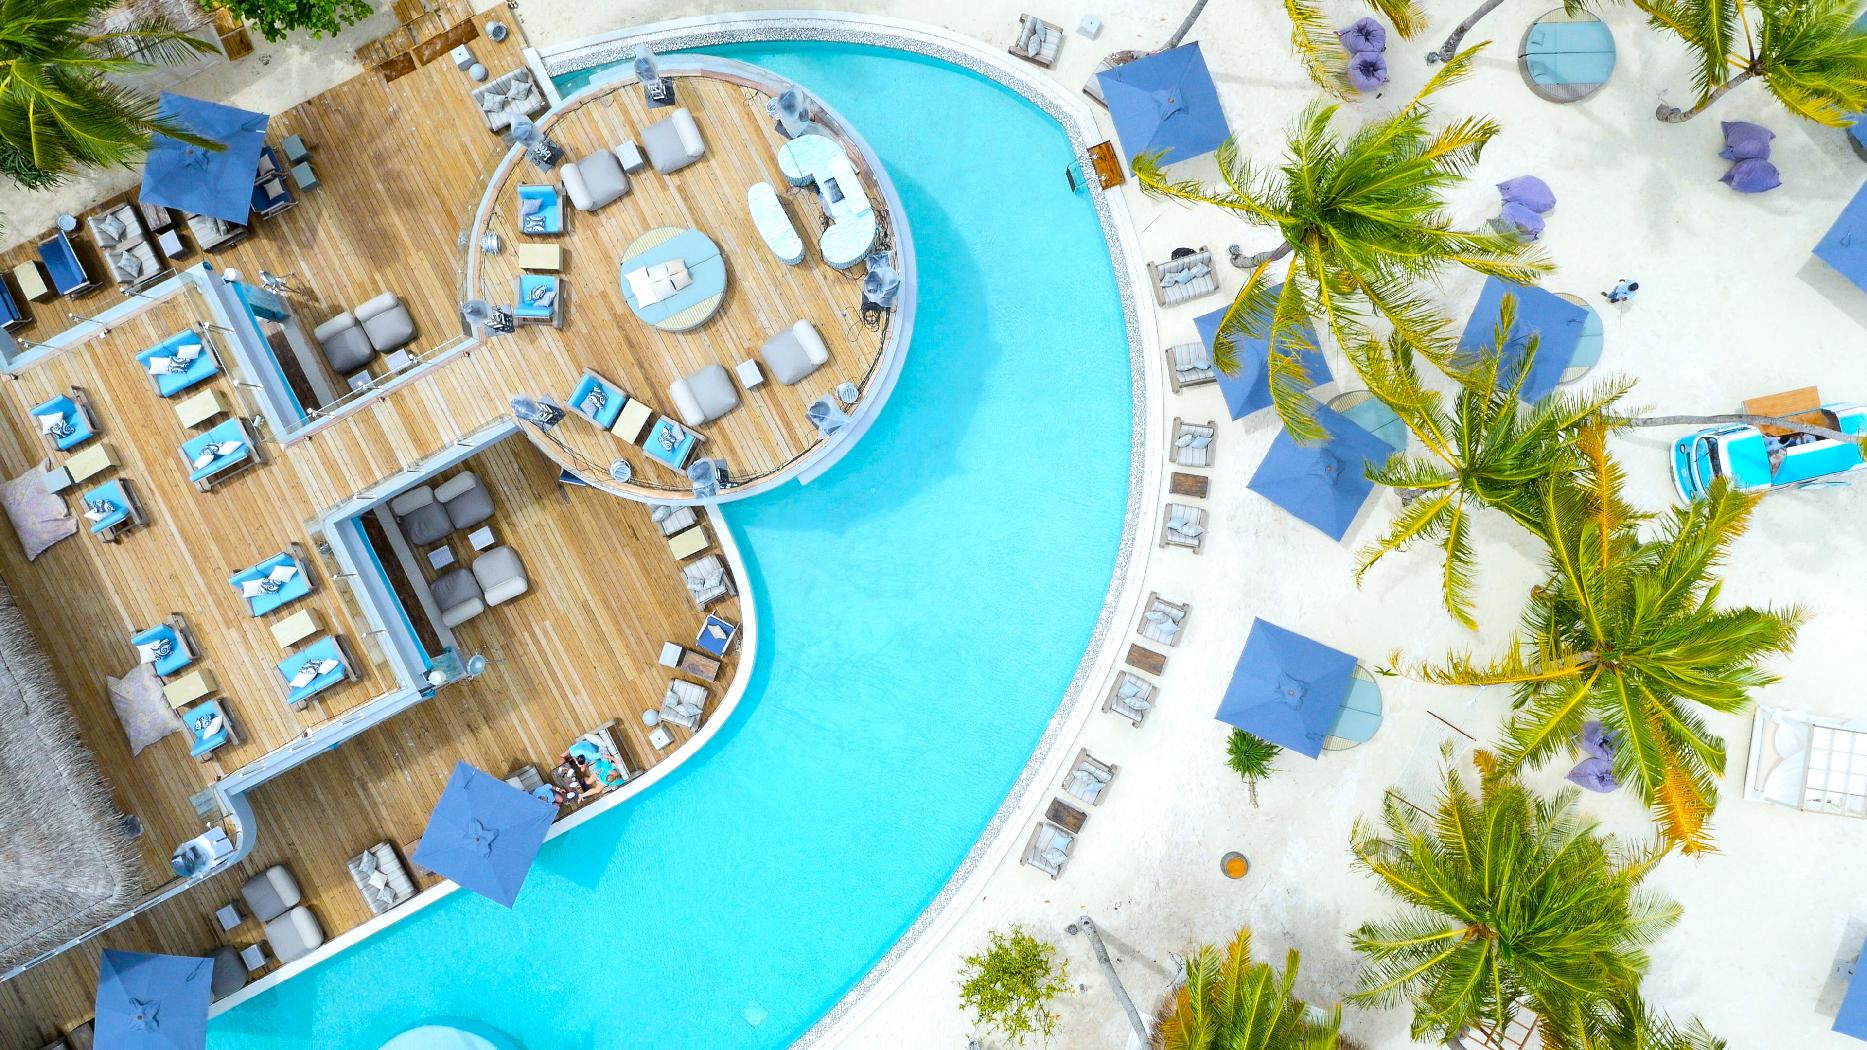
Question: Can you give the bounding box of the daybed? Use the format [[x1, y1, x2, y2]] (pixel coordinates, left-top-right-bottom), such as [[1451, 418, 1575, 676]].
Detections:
[[1063, 749, 1118, 806], [1020, 819, 1075, 878], [1166, 341, 1216, 392], [1009, 15, 1063, 68], [276, 635, 355, 707], [180, 416, 261, 491], [81, 479, 145, 543], [1161, 503, 1208, 552], [182, 698, 239, 760], [136, 329, 221, 397], [569, 370, 626, 429], [651, 503, 698, 537], [184, 212, 248, 253], [30, 388, 96, 451], [230, 547, 316, 616], [130, 615, 197, 680]]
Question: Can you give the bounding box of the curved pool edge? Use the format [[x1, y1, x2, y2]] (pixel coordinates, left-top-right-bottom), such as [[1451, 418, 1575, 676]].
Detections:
[[538, 16, 1167, 1046], [205, 504, 763, 1020]]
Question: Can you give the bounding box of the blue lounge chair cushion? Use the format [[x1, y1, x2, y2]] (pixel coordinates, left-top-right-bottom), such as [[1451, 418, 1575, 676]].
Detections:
[[515, 274, 559, 319], [517, 184, 562, 235], [136, 330, 221, 397], [81, 481, 130, 534], [181, 417, 253, 484], [1719, 120, 1775, 161], [569, 373, 625, 429], [1497, 175, 1556, 214], [230, 552, 315, 616], [277, 636, 348, 705], [31, 395, 93, 450], [184, 700, 232, 757], [130, 623, 195, 677], [1721, 158, 1781, 194]]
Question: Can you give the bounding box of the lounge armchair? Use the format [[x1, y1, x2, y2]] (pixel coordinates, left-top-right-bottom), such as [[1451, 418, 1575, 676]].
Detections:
[[683, 554, 734, 608], [241, 865, 302, 923], [347, 842, 417, 916], [1149, 248, 1220, 307], [569, 370, 626, 429], [313, 311, 375, 377], [391, 486, 452, 547], [641, 107, 706, 174], [747, 182, 804, 265], [660, 678, 707, 730], [1063, 749, 1118, 806], [131, 614, 197, 680], [1009, 15, 1063, 68], [670, 363, 741, 425], [436, 471, 495, 531], [1138, 593, 1190, 647], [182, 698, 239, 760], [266, 905, 325, 964], [230, 546, 317, 616], [185, 212, 248, 252], [276, 635, 356, 707], [1170, 418, 1216, 468], [37, 231, 95, 297], [761, 320, 830, 385], [430, 568, 485, 628], [562, 149, 630, 211], [81, 479, 145, 542], [136, 329, 221, 397], [30, 388, 96, 451], [516, 183, 564, 236], [472, 67, 547, 132], [1102, 671, 1155, 726], [514, 273, 563, 328], [651, 503, 698, 536], [356, 292, 416, 354], [180, 416, 262, 491], [87, 203, 164, 292], [472, 546, 530, 607], [1161, 503, 1207, 552], [1020, 819, 1075, 878], [1166, 342, 1216, 392]]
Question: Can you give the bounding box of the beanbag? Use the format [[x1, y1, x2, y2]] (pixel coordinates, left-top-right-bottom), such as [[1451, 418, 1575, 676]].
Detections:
[[1497, 175, 1556, 214], [1718, 120, 1774, 161], [1347, 51, 1389, 93], [1721, 157, 1781, 194], [1496, 201, 1546, 240], [1337, 16, 1386, 54]]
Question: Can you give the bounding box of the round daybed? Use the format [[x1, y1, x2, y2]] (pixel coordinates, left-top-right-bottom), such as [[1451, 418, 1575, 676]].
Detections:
[[1519, 9, 1616, 103]]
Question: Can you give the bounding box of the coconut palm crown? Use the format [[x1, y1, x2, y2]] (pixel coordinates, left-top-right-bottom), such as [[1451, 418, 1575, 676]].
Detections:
[[1156, 925, 1341, 1050], [1640, 0, 1867, 123], [1134, 45, 1550, 442]]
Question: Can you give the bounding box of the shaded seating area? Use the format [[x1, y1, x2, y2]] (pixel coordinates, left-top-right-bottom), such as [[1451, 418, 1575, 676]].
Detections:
[[230, 547, 316, 616], [414, 762, 557, 908], [136, 329, 221, 398], [180, 416, 262, 491], [1457, 276, 1591, 402], [1216, 619, 1382, 757], [1247, 402, 1392, 542], [1520, 9, 1616, 102], [1198, 294, 1332, 420], [1096, 42, 1229, 168]]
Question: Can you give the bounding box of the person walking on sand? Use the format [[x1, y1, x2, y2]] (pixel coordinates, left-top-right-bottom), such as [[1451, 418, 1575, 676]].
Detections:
[[1603, 278, 1638, 304]]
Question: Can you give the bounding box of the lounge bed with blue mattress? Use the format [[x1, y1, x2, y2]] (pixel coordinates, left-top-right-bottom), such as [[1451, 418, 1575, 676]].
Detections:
[[183, 698, 240, 760], [230, 545, 316, 616], [277, 635, 355, 707], [30, 388, 96, 451], [81, 478, 145, 542], [180, 416, 261, 491], [130, 615, 198, 680], [568, 369, 626, 429], [136, 329, 222, 397]]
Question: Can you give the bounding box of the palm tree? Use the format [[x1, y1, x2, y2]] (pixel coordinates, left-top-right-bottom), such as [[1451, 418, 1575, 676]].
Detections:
[[1355, 300, 1633, 628], [1155, 926, 1341, 1050], [1067, 915, 1149, 1044], [1135, 46, 1550, 442], [1350, 754, 1699, 1047], [1402, 447, 1804, 853], [1426, 0, 1589, 63], [0, 0, 218, 189], [1226, 730, 1281, 807], [1639, 0, 1867, 123]]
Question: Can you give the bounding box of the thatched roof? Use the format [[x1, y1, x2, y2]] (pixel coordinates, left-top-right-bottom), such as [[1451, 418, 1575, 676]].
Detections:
[[0, 575, 143, 973]]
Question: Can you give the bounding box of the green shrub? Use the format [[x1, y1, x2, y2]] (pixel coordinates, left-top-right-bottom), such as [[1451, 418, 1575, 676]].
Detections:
[[213, 0, 374, 43], [957, 925, 1070, 1047], [1227, 730, 1280, 806]]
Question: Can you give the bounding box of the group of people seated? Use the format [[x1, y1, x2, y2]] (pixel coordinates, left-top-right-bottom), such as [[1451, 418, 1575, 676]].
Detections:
[[541, 731, 630, 806]]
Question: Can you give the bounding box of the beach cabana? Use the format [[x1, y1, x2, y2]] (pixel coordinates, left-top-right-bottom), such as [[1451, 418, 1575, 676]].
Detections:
[[1457, 276, 1588, 403], [1095, 42, 1230, 168], [95, 949, 213, 1050], [139, 94, 270, 225], [1817, 181, 1867, 296], [1196, 297, 1331, 421], [1247, 403, 1391, 541], [414, 761, 555, 908], [1214, 619, 1356, 759]]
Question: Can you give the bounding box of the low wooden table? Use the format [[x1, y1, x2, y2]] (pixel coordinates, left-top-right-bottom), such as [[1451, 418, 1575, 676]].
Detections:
[[667, 525, 709, 560], [176, 388, 232, 429], [11, 261, 49, 303], [65, 442, 119, 483], [1169, 471, 1209, 498], [270, 608, 325, 649], [518, 242, 562, 272], [611, 398, 653, 443], [679, 649, 722, 682], [1046, 798, 1088, 834], [1126, 644, 1166, 676], [163, 668, 217, 710]]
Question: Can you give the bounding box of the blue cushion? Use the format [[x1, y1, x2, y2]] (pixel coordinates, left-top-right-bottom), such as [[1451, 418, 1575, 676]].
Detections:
[[230, 552, 315, 616], [130, 623, 195, 677], [81, 480, 130, 533], [30, 395, 93, 451], [136, 330, 221, 397], [181, 418, 253, 484], [569, 373, 624, 429], [277, 635, 348, 705], [184, 700, 231, 756], [1525, 23, 1556, 50]]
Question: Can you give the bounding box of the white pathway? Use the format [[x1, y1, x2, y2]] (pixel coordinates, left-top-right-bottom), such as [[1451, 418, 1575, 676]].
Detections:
[[15, 1, 1867, 1046]]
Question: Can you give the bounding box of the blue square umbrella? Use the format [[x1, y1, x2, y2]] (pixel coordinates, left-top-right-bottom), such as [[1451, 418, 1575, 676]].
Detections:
[[1197, 293, 1331, 421], [139, 94, 270, 225], [1839, 956, 1867, 1040], [1248, 403, 1393, 540], [1817, 181, 1867, 297], [95, 949, 213, 1050], [1456, 276, 1588, 403], [1215, 619, 1358, 758], [1096, 42, 1231, 167], [414, 760, 557, 908]]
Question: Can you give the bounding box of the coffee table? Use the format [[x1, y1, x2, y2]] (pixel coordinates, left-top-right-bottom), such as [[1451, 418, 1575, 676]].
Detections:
[[1169, 471, 1209, 498], [1126, 644, 1167, 676], [617, 226, 727, 332]]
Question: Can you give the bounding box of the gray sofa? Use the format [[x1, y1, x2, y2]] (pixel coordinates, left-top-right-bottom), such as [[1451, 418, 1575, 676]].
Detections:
[[761, 319, 830, 385], [472, 546, 529, 607], [472, 67, 547, 132], [683, 554, 734, 608], [660, 678, 706, 730], [241, 865, 326, 964], [641, 108, 707, 174], [430, 568, 485, 628], [391, 485, 453, 547], [434, 471, 494, 531], [562, 149, 629, 211], [670, 363, 739, 425], [1148, 248, 1220, 307], [314, 311, 375, 376], [357, 293, 416, 353]]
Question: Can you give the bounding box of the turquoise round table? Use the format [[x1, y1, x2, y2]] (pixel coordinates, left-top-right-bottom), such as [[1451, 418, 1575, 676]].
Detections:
[[617, 226, 727, 332]]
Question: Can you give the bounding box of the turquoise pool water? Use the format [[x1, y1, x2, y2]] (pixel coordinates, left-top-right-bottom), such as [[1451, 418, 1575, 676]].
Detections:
[[211, 43, 1129, 1048]]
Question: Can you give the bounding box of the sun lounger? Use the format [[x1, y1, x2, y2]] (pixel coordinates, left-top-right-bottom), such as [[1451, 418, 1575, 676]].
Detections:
[[1137, 592, 1190, 647], [347, 842, 417, 915], [1519, 10, 1616, 103], [135, 329, 221, 397], [180, 416, 262, 491], [1062, 749, 1118, 806], [1103, 671, 1156, 726], [1166, 342, 1216, 392], [182, 698, 240, 760], [37, 230, 95, 298], [130, 614, 198, 680], [1020, 819, 1076, 878], [81, 479, 146, 542], [30, 388, 96, 451], [660, 678, 707, 730], [1009, 14, 1064, 68], [1149, 247, 1220, 307], [1160, 503, 1207, 552], [683, 553, 735, 608], [1170, 418, 1216, 469], [569, 369, 627, 429], [651, 503, 698, 536], [230, 545, 316, 616], [87, 202, 164, 292], [276, 635, 356, 707]]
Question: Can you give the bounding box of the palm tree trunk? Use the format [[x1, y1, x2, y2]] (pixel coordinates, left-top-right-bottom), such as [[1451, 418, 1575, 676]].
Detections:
[[1657, 69, 1756, 122], [1067, 915, 1149, 1043], [1426, 0, 1509, 63], [1164, 0, 1210, 50], [1229, 240, 1294, 270], [1626, 413, 1860, 444]]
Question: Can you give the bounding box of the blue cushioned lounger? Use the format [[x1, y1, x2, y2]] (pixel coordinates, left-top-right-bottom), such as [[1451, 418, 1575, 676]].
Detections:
[[130, 620, 196, 678], [230, 549, 315, 616], [277, 635, 351, 706], [568, 370, 626, 429], [136, 330, 221, 397], [183, 699, 235, 758], [30, 392, 94, 451], [180, 417, 258, 488], [81, 479, 142, 540]]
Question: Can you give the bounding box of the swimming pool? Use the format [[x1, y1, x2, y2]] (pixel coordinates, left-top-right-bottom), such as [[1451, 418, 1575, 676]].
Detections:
[[210, 42, 1131, 1048]]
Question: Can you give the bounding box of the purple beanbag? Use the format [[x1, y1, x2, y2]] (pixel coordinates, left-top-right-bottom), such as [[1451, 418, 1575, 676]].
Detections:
[[1347, 51, 1389, 93], [1338, 16, 1387, 54], [1497, 201, 1545, 240], [1497, 175, 1556, 214], [1566, 756, 1619, 793], [1718, 120, 1774, 161], [1721, 157, 1781, 193], [1578, 719, 1620, 760]]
